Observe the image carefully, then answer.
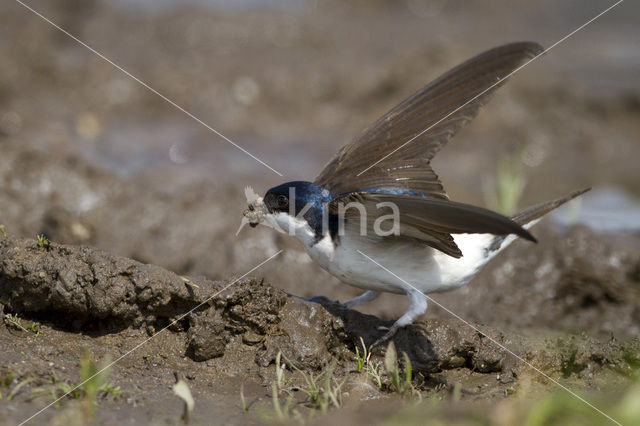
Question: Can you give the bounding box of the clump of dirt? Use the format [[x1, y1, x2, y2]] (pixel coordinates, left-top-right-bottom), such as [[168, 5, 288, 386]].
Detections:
[[0, 233, 209, 332], [0, 232, 521, 375]]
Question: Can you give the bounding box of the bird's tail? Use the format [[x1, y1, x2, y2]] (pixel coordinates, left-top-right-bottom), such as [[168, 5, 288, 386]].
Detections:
[[510, 187, 591, 227], [485, 187, 590, 256]]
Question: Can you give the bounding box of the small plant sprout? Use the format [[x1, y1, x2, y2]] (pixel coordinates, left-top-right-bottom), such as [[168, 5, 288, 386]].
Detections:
[[240, 383, 248, 413], [180, 276, 200, 289], [271, 351, 295, 420], [355, 341, 366, 371], [452, 382, 462, 401], [4, 314, 21, 331], [7, 377, 38, 401], [2, 371, 15, 388], [354, 337, 384, 389], [172, 373, 195, 423], [275, 351, 287, 391], [271, 350, 345, 419], [26, 322, 41, 337], [27, 373, 81, 408], [384, 342, 418, 398], [0, 224, 6, 237], [36, 234, 51, 250], [26, 367, 121, 410], [5, 313, 21, 325], [100, 383, 121, 399], [78, 354, 120, 422], [4, 313, 31, 333], [483, 148, 527, 216], [279, 351, 344, 413]]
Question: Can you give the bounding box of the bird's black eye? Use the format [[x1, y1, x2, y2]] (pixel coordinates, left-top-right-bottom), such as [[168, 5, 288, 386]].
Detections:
[[277, 195, 288, 208]]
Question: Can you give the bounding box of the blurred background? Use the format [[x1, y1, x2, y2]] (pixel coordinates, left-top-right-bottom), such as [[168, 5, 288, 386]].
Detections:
[[1, 0, 638, 330]]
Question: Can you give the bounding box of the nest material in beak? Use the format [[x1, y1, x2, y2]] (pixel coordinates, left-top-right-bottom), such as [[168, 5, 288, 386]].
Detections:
[[242, 196, 268, 226]]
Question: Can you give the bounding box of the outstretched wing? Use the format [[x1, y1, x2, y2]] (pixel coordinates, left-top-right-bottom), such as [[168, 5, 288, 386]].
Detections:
[[315, 42, 543, 196], [329, 192, 536, 258]]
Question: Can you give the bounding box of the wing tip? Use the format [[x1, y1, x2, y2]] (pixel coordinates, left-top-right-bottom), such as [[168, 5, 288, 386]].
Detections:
[[520, 228, 538, 243], [501, 41, 544, 58]]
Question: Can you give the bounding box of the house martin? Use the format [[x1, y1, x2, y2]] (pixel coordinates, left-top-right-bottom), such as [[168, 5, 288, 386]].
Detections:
[[243, 42, 589, 345]]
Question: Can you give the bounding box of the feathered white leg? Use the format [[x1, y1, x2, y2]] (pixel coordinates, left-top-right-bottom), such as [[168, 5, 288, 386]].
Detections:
[[373, 289, 427, 347], [343, 290, 381, 309]]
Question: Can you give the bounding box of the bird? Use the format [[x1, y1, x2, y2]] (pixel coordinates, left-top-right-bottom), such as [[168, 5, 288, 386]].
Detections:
[[242, 42, 590, 346]]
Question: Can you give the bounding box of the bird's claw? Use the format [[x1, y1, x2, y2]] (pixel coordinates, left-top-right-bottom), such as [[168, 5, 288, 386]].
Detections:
[[372, 324, 399, 347]]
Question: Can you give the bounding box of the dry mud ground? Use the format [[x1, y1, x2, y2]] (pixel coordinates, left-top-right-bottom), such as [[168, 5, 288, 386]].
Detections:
[[1, 0, 640, 424]]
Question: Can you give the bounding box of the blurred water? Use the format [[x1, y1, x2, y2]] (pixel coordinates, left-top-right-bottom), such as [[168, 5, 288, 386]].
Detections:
[[552, 187, 640, 232]]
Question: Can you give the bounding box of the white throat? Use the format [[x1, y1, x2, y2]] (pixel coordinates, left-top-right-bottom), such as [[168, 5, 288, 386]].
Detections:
[[268, 212, 318, 247], [266, 212, 336, 269]]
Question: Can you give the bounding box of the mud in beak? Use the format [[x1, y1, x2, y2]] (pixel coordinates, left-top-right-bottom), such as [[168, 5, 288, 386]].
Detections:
[[242, 203, 264, 228]]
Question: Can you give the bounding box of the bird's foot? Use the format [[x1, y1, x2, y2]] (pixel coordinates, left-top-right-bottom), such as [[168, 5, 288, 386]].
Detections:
[[342, 290, 381, 310], [372, 323, 400, 347], [342, 299, 359, 310]]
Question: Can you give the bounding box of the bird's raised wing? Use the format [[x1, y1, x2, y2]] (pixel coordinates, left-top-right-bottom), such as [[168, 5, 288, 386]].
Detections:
[[315, 42, 543, 196], [329, 192, 536, 258]]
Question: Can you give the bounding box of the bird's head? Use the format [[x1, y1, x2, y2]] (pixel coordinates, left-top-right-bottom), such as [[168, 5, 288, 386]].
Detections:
[[264, 181, 330, 215], [243, 181, 334, 237]]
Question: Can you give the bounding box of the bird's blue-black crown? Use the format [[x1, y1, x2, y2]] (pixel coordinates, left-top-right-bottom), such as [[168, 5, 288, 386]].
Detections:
[[264, 181, 337, 239]]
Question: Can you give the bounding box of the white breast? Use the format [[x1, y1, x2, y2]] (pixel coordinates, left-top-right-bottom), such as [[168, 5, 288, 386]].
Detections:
[[269, 212, 515, 296]]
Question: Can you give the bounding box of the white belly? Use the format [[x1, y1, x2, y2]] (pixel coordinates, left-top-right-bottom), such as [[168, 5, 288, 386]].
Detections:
[[304, 230, 497, 295], [268, 210, 529, 297]]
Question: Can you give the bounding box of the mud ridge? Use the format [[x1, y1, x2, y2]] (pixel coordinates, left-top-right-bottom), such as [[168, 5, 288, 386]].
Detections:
[[0, 232, 535, 378]]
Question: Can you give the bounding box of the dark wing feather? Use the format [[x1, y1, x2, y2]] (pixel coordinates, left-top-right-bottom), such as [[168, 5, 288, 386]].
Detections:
[[364, 158, 449, 200], [315, 42, 543, 195], [328, 192, 463, 257], [329, 192, 536, 258]]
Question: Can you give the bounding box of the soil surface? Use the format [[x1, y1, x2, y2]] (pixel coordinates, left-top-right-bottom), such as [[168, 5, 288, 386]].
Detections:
[[1, 0, 639, 424], [0, 230, 638, 425]]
